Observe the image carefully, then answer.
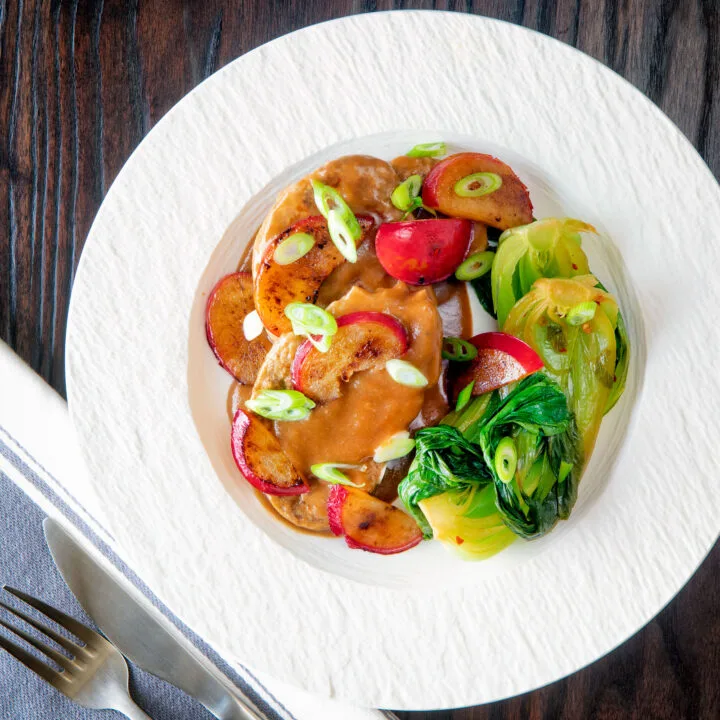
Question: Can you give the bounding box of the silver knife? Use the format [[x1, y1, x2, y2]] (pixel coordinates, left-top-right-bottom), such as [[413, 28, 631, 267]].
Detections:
[[43, 518, 266, 720]]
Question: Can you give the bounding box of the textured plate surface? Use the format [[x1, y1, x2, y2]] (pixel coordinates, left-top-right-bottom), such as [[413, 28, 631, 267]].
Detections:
[[66, 11, 720, 710]]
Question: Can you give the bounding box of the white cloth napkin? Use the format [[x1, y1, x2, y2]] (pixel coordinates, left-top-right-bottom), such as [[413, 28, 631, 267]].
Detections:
[[0, 340, 396, 720]]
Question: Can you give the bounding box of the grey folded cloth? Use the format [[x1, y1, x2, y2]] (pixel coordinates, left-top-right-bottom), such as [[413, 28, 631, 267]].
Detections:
[[0, 341, 397, 720]]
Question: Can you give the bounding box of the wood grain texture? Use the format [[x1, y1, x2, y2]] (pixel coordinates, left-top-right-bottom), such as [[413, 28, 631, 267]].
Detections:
[[0, 1, 718, 717]]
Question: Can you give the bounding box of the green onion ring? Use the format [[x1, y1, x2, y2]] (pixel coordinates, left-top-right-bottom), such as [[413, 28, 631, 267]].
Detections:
[[327, 207, 359, 263], [406, 142, 447, 158], [311, 179, 345, 218], [385, 359, 429, 388], [273, 232, 315, 265], [455, 381, 475, 412], [391, 174, 423, 212], [285, 303, 338, 337], [494, 437, 518, 484], [373, 432, 416, 463], [311, 463, 364, 486], [566, 301, 597, 326], [442, 337, 478, 362], [311, 180, 361, 246], [454, 172, 502, 198], [246, 389, 315, 422], [308, 333, 333, 353], [455, 251, 495, 281]]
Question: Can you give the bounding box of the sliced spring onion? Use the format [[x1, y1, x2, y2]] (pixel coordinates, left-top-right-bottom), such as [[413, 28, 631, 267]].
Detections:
[[242, 310, 264, 341], [311, 180, 362, 262], [454, 172, 502, 198], [273, 232, 315, 265], [246, 389, 315, 421], [311, 179, 345, 219], [405, 201, 437, 220], [327, 206, 359, 263], [311, 463, 364, 486], [566, 301, 597, 326], [455, 251, 495, 281], [285, 303, 338, 341], [455, 381, 475, 412], [385, 359, 429, 388], [307, 333, 333, 353], [494, 437, 518, 484], [373, 431, 416, 463], [406, 142, 446, 158], [442, 337, 478, 362], [391, 174, 423, 212]]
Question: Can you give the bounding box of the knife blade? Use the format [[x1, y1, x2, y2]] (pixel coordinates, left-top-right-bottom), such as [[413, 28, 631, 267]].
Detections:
[[43, 518, 266, 720]]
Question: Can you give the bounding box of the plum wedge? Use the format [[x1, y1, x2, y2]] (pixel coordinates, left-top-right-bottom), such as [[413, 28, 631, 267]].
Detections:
[[205, 272, 271, 384], [450, 332, 543, 401], [231, 408, 309, 496], [422, 153, 533, 230], [375, 218, 472, 286], [254, 215, 374, 337], [327, 485, 422, 555], [291, 311, 409, 403]]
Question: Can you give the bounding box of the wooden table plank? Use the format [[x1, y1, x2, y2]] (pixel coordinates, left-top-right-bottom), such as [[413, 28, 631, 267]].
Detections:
[[1, 2, 718, 717]]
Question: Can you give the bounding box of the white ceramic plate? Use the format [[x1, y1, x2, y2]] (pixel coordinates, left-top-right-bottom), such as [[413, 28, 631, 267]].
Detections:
[[66, 11, 720, 710]]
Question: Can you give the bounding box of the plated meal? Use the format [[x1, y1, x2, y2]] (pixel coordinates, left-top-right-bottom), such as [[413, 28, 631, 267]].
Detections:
[[205, 144, 630, 560]]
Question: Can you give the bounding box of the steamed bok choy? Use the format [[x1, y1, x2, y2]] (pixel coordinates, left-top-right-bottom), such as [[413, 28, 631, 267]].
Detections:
[[502, 275, 617, 457], [398, 374, 580, 555], [489, 218, 629, 411], [399, 424, 491, 539], [491, 218, 594, 327], [465, 374, 581, 540]]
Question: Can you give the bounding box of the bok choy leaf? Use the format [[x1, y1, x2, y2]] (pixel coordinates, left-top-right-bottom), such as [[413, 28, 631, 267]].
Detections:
[[398, 374, 581, 543], [503, 275, 618, 458], [489, 219, 630, 412], [491, 218, 594, 327], [471, 374, 581, 539], [398, 424, 492, 538]]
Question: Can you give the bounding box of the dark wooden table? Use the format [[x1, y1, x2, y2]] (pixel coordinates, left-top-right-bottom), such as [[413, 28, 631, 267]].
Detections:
[[1, 1, 718, 718]]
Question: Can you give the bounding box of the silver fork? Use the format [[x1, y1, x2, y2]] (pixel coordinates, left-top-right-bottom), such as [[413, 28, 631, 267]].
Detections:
[[0, 586, 151, 719]]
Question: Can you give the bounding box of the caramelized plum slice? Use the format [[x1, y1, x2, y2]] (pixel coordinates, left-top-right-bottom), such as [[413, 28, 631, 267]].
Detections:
[[422, 153, 533, 230], [327, 485, 422, 555], [230, 408, 309, 496], [253, 215, 374, 337], [291, 312, 408, 403], [205, 272, 271, 384], [450, 332, 543, 401]]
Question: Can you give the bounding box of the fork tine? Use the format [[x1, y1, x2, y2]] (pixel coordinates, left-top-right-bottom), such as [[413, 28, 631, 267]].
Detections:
[[0, 616, 77, 672], [3, 586, 101, 647], [0, 599, 82, 656], [0, 630, 65, 687]]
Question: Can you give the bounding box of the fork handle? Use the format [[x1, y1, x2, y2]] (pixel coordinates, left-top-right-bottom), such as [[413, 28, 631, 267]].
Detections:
[[112, 694, 153, 720]]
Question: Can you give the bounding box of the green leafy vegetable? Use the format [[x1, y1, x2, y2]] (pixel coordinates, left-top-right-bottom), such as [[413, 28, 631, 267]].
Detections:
[[470, 374, 581, 539], [418, 487, 516, 560], [398, 425, 492, 538], [491, 218, 595, 327], [455, 381, 475, 412], [490, 220, 630, 412], [398, 374, 581, 543], [595, 281, 630, 413], [503, 275, 618, 458], [470, 272, 496, 318]]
